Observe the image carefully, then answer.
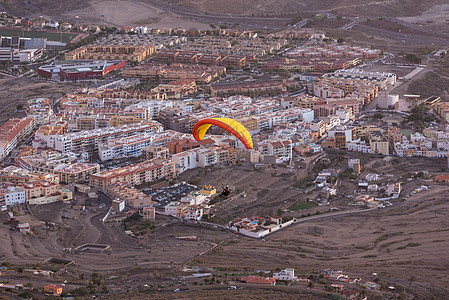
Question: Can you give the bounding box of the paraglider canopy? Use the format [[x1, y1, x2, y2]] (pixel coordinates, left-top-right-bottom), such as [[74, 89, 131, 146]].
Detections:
[[192, 118, 253, 149]]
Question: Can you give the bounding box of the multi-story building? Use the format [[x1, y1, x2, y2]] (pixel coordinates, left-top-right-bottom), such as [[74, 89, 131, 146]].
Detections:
[[38, 60, 126, 80], [152, 79, 198, 99], [0, 117, 35, 159], [172, 146, 236, 173], [327, 126, 356, 149], [105, 182, 154, 208], [98, 130, 187, 161], [347, 139, 372, 153], [0, 166, 59, 185], [65, 45, 156, 62], [387, 127, 402, 144], [258, 139, 292, 162], [37, 121, 162, 157], [97, 89, 166, 101], [172, 149, 199, 172], [89, 158, 175, 190], [53, 163, 100, 184], [122, 101, 173, 120], [98, 133, 156, 161], [123, 63, 226, 84], [348, 159, 361, 174], [323, 69, 396, 86], [34, 121, 68, 138], [209, 80, 298, 97], [26, 98, 53, 126], [14, 149, 98, 181], [368, 131, 389, 155], [434, 102, 449, 122], [109, 115, 141, 127], [157, 108, 198, 133], [142, 145, 169, 160], [19, 181, 58, 201], [4, 186, 26, 206], [167, 138, 215, 154]]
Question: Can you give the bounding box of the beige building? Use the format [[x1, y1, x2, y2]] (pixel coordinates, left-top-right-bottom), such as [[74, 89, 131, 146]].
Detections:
[[143, 206, 155, 221], [105, 182, 154, 208], [142, 145, 169, 160], [369, 131, 389, 155], [54, 163, 100, 184], [65, 44, 156, 62], [20, 181, 58, 200], [90, 158, 175, 190]]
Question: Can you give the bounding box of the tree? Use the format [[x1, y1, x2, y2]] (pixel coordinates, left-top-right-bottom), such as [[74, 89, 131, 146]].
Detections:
[[71, 287, 89, 297], [308, 281, 314, 288], [16, 104, 23, 110], [210, 24, 216, 29], [337, 37, 345, 44], [405, 53, 422, 64], [373, 113, 384, 119]]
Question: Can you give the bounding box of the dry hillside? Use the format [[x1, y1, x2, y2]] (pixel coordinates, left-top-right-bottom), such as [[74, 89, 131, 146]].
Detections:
[[0, 0, 87, 17], [3, 0, 449, 18], [162, 0, 449, 16]]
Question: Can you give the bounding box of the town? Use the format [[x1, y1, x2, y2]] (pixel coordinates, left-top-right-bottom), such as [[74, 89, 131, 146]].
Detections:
[[0, 5, 449, 299]]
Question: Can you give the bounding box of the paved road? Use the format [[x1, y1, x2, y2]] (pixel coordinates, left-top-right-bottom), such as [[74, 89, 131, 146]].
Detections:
[[354, 23, 449, 46], [139, 0, 293, 29], [261, 208, 377, 239], [293, 19, 310, 28], [339, 20, 359, 30]]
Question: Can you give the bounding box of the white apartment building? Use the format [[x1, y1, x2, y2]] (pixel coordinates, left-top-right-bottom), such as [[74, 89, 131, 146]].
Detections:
[[99, 133, 155, 161], [37, 122, 162, 156], [165, 201, 180, 217], [183, 205, 203, 221], [198, 149, 218, 167], [172, 149, 199, 173], [347, 139, 372, 153], [123, 100, 173, 120], [258, 138, 293, 162], [274, 268, 296, 281], [5, 187, 26, 206]]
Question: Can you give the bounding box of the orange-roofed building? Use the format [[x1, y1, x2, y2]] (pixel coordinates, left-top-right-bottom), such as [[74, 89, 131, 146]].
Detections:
[[435, 174, 449, 182], [0, 117, 35, 159], [241, 276, 276, 285], [44, 284, 62, 296]]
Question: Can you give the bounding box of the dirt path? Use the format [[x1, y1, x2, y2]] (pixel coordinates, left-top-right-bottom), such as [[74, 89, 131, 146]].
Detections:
[[64, 0, 210, 29]]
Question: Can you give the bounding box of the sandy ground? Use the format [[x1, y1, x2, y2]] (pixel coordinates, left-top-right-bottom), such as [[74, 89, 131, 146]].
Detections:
[[63, 0, 210, 29], [0, 76, 80, 125], [0, 201, 234, 275], [195, 183, 449, 297], [399, 4, 449, 32], [1, 153, 448, 297]]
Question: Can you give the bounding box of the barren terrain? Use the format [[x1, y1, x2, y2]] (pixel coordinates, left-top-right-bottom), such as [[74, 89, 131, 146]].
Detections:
[[1, 153, 448, 297], [161, 0, 449, 17], [196, 184, 449, 298], [0, 76, 80, 125], [61, 0, 210, 29]]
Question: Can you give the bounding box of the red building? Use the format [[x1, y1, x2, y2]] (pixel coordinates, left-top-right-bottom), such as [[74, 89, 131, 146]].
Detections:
[[167, 138, 215, 154], [222, 55, 246, 68], [38, 60, 125, 80]]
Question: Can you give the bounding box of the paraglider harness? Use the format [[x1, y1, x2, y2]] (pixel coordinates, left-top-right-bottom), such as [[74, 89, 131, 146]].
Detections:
[[220, 185, 231, 197]]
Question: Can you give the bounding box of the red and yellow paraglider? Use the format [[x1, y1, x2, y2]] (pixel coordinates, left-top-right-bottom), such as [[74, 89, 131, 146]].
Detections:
[[192, 118, 253, 149]]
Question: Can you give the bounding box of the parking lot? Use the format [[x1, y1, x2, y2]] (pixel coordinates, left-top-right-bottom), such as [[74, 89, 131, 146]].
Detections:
[[142, 182, 199, 210]]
